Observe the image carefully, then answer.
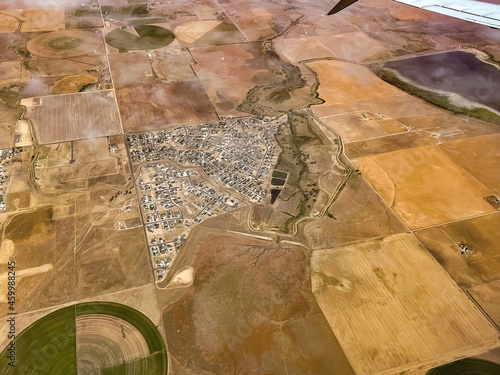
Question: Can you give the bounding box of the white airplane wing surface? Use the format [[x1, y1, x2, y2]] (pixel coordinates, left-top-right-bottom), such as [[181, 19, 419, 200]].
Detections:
[[393, 0, 500, 28]]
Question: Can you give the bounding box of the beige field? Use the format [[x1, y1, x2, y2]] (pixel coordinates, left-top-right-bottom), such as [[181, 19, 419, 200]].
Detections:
[[439, 133, 500, 195], [24, 90, 122, 144], [303, 173, 406, 249], [0, 60, 31, 89], [440, 213, 500, 285], [414, 227, 484, 288], [174, 20, 222, 44], [0, 61, 22, 80], [0, 12, 19, 33], [108, 52, 155, 89], [308, 60, 404, 106], [311, 93, 441, 119], [282, 32, 386, 63], [151, 52, 197, 83], [14, 119, 32, 147], [26, 30, 103, 59], [320, 112, 388, 142], [19, 9, 65, 32], [354, 145, 495, 228], [76, 314, 149, 372], [311, 233, 499, 375]]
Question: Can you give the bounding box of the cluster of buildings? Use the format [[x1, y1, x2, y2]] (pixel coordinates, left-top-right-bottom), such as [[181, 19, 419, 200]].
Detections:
[[0, 148, 19, 212], [127, 117, 285, 281]]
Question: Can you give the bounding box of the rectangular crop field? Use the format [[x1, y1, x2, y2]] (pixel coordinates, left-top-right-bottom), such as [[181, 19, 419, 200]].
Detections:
[[311, 233, 499, 375], [25, 90, 122, 144]]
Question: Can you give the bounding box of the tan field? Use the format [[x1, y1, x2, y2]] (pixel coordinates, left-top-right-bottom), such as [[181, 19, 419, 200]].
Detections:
[[439, 133, 500, 195], [308, 60, 405, 106], [0, 60, 31, 89], [151, 52, 197, 83], [320, 112, 388, 142], [0, 12, 19, 33], [108, 52, 155, 89], [414, 227, 484, 288], [354, 145, 495, 228], [116, 81, 217, 132], [50, 73, 98, 95], [76, 314, 149, 372], [467, 280, 500, 327], [441, 213, 500, 286], [24, 90, 122, 144], [0, 61, 23, 80], [26, 30, 103, 59], [311, 233, 499, 375], [19, 9, 65, 32], [303, 173, 406, 249], [311, 32, 387, 63], [174, 20, 222, 44]]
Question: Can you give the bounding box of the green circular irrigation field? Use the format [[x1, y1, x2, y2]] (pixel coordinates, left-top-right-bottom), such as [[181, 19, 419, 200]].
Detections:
[[428, 358, 500, 375], [0, 302, 167, 375]]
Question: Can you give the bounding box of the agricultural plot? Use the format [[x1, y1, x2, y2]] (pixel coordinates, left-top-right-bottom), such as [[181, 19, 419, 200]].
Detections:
[[116, 81, 217, 131], [307, 60, 404, 107], [0, 302, 167, 375], [416, 213, 500, 288], [311, 233, 499, 375], [24, 90, 122, 144], [174, 20, 246, 46], [26, 30, 103, 59], [190, 43, 282, 115], [354, 145, 495, 229], [439, 133, 500, 195], [282, 32, 386, 63]]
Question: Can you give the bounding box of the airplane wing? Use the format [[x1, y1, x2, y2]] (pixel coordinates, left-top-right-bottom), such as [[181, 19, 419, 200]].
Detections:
[[394, 0, 500, 28], [328, 0, 500, 29]]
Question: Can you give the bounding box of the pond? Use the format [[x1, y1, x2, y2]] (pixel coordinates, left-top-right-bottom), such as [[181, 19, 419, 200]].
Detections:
[[385, 51, 500, 112]]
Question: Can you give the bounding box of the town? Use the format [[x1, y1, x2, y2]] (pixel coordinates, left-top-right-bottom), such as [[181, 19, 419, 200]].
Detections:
[[127, 116, 286, 281], [0, 148, 20, 212]]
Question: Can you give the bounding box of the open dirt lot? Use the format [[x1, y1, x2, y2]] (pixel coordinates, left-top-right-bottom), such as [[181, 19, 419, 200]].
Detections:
[[354, 145, 495, 229], [311, 233, 499, 375]]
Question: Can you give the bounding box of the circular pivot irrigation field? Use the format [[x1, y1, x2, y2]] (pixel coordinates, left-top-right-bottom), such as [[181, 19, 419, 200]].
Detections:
[[26, 30, 103, 58], [0, 302, 168, 375], [105, 25, 175, 52]]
